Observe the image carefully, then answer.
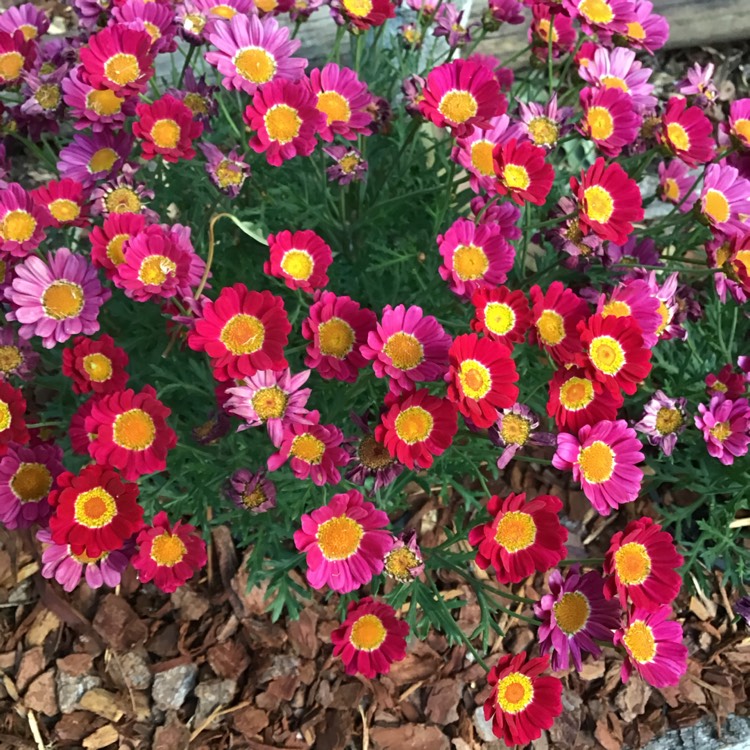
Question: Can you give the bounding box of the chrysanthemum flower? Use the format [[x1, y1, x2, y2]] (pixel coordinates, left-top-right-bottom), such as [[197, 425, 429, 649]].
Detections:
[[572, 157, 644, 245], [225, 468, 276, 512], [612, 0, 669, 53], [225, 368, 314, 446], [615, 605, 688, 688], [199, 142, 250, 197], [635, 391, 687, 456], [518, 94, 573, 150], [547, 365, 623, 433], [640, 270, 683, 341], [90, 212, 146, 277], [294, 489, 392, 592], [331, 0, 396, 30], [553, 419, 644, 515], [166, 69, 218, 127], [383, 530, 424, 582], [657, 159, 697, 211], [79, 25, 155, 97], [345, 412, 404, 492], [63, 66, 135, 132], [705, 364, 746, 399], [694, 394, 750, 466], [268, 420, 349, 485], [6, 248, 110, 349], [205, 13, 305, 95], [31, 179, 90, 230], [265, 229, 332, 293], [658, 97, 716, 167], [0, 30, 35, 87], [84, 385, 177, 480], [596, 278, 662, 349], [698, 162, 750, 238], [492, 138, 554, 206], [419, 58, 503, 137], [433, 3, 477, 48], [677, 61, 718, 107], [0, 382, 28, 457], [0, 327, 38, 382], [470, 286, 531, 349], [324, 145, 368, 184], [491, 403, 555, 468], [727, 98, 750, 149], [302, 291, 377, 383], [362, 304, 451, 395], [331, 597, 409, 677], [468, 492, 567, 584], [528, 5, 576, 60], [93, 170, 157, 221], [563, 0, 633, 33], [57, 130, 134, 187], [0, 183, 49, 258], [0, 4, 49, 40], [310, 63, 373, 142], [133, 94, 203, 162], [579, 86, 641, 158], [483, 653, 563, 747], [62, 334, 129, 395], [132, 510, 208, 593], [535, 566, 621, 671], [604, 517, 683, 611], [112, 0, 178, 54], [529, 281, 589, 365], [188, 284, 291, 382], [48, 464, 143, 557]]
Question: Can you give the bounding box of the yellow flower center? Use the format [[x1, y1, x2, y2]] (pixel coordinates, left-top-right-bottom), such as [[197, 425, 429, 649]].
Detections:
[[0, 52, 24, 82], [113, 408, 156, 451], [83, 353, 113, 382], [663, 177, 680, 202], [0, 401, 10, 431], [143, 21, 160, 42], [342, 0, 373, 17], [18, 24, 37, 41], [234, 46, 277, 84], [280, 249, 314, 280], [578, 0, 614, 23], [626, 21, 646, 39], [290, 432, 325, 463], [453, 243, 489, 281], [0, 345, 21, 374], [150, 532, 187, 566], [150, 118, 181, 149], [107, 234, 128, 265], [733, 249, 750, 275], [318, 317, 355, 358], [553, 591, 591, 635], [241, 487, 267, 509], [316, 515, 364, 560], [494, 510, 536, 552], [383, 332, 423, 370], [35, 83, 61, 110], [350, 614, 387, 650], [559, 377, 594, 410], [216, 159, 243, 188], [602, 300, 631, 318], [104, 53, 141, 86], [601, 75, 628, 92], [614, 542, 652, 585], [666, 122, 690, 153], [589, 335, 625, 375], [339, 154, 360, 173], [138, 254, 177, 285], [210, 3, 238, 17], [74, 487, 117, 528], [48, 199, 80, 223], [251, 385, 288, 420], [623, 620, 656, 663], [437, 89, 478, 125], [89, 147, 118, 175], [586, 105, 615, 141], [86, 87, 124, 116], [655, 407, 683, 435], [655, 300, 671, 336], [584, 185, 615, 223], [11, 463, 52, 503], [106, 187, 142, 215], [385, 547, 421, 581], [528, 116, 559, 146], [710, 420, 731, 442], [220, 314, 265, 355], [394, 406, 434, 444], [183, 12, 207, 33], [578, 440, 615, 483], [470, 140, 495, 176], [183, 92, 208, 116], [316, 90, 351, 125], [536, 309, 565, 346], [458, 358, 492, 400], [484, 302, 515, 336], [733, 118, 750, 142], [703, 189, 730, 224], [357, 435, 394, 469], [42, 281, 84, 320], [264, 103, 302, 144], [537, 18, 558, 43], [496, 673, 534, 714], [500, 413, 531, 446], [256, 0, 279, 11], [0, 210, 36, 243], [503, 164, 531, 191], [71, 549, 106, 564]]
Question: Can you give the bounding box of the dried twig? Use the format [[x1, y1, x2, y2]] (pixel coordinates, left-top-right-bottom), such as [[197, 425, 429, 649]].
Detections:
[[358, 704, 370, 750], [189, 700, 251, 742]]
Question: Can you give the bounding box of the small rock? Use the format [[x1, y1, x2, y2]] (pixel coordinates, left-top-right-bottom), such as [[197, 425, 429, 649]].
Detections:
[[114, 649, 152, 691], [194, 678, 237, 726], [24, 670, 58, 717], [56, 671, 102, 714], [151, 663, 198, 711], [473, 706, 496, 743], [258, 654, 299, 683]]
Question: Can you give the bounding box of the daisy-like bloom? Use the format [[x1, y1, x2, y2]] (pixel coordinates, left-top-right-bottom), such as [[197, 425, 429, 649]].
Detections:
[[268, 420, 349, 485], [490, 403, 556, 469], [62, 334, 129, 396], [694, 394, 750, 466], [188, 284, 291, 382], [635, 391, 687, 457], [468, 492, 567, 585], [225, 468, 276, 513], [302, 292, 376, 383], [244, 78, 325, 167], [657, 160, 696, 212], [446, 333, 519, 428], [726, 98, 750, 149], [528, 5, 576, 60], [400, 22, 423, 50], [529, 281, 589, 365], [361, 304, 451, 396], [517, 94, 573, 150], [698, 162, 750, 238], [290, 0, 325, 21], [615, 605, 688, 688], [419, 58, 503, 138], [0, 30, 35, 87], [0, 327, 38, 382], [553, 419, 644, 515], [471, 196, 522, 241], [90, 212, 146, 277], [547, 365, 623, 433], [470, 286, 531, 349], [433, 3, 478, 48], [31, 179, 89, 230], [91, 170, 157, 219], [677, 62, 718, 108], [345, 412, 404, 492], [132, 511, 208, 594], [612, 0, 669, 54], [563, 0, 633, 34], [324, 145, 368, 185], [331, 598, 408, 678], [225, 368, 314, 446], [199, 142, 250, 197], [0, 382, 28, 456], [85, 385, 178, 481], [0, 183, 49, 259], [18, 64, 67, 137], [596, 278, 661, 349], [310, 63, 373, 142], [579, 86, 641, 158], [658, 97, 716, 168], [492, 138, 555, 207], [579, 46, 656, 113], [112, 0, 178, 54], [383, 530, 424, 582], [6, 248, 110, 349], [294, 490, 392, 592], [57, 130, 134, 188], [706, 364, 745, 399], [438, 218, 515, 299], [604, 516, 683, 611], [63, 66, 134, 133], [205, 13, 305, 95], [79, 25, 155, 97], [133, 95, 204, 163], [535, 566, 621, 671], [0, 4, 49, 40], [485, 0, 524, 27], [330, 0, 396, 30], [265, 229, 332, 293], [484, 653, 563, 747], [48, 464, 143, 557], [548, 196, 604, 263], [165, 69, 218, 129], [571, 157, 644, 245], [0, 442, 63, 530]]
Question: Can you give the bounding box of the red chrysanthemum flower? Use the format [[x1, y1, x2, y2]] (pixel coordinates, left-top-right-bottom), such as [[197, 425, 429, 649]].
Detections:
[[62, 334, 129, 395], [658, 96, 716, 167], [468, 492, 567, 585], [90, 212, 147, 277], [470, 286, 531, 349], [376, 389, 458, 470], [529, 281, 589, 365], [335, 0, 395, 29], [265, 229, 332, 293], [0, 381, 28, 455], [31, 179, 90, 229], [132, 510, 207, 594], [572, 157, 644, 245], [331, 597, 409, 678], [579, 86, 642, 158], [188, 284, 291, 382], [85, 385, 177, 481], [492, 138, 555, 206], [48, 464, 143, 558], [483, 653, 563, 747], [446, 333, 519, 428], [133, 94, 203, 163], [547, 365, 623, 432]]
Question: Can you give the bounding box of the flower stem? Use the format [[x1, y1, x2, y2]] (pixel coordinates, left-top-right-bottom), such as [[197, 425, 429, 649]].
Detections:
[[178, 44, 195, 88]]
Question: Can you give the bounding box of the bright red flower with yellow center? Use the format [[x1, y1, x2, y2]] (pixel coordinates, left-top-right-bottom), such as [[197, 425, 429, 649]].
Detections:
[[470, 286, 531, 349], [31, 178, 90, 229], [492, 138, 555, 206], [579, 86, 641, 158], [547, 364, 623, 432], [333, 0, 396, 29], [529, 281, 589, 365], [468, 492, 568, 585], [0, 380, 29, 456], [446, 333, 519, 428], [265, 229, 333, 293], [483, 653, 563, 747], [90, 212, 146, 278], [85, 385, 177, 480], [331, 597, 409, 678], [188, 283, 291, 382], [133, 94, 204, 163], [658, 96, 716, 168], [62, 334, 129, 395], [48, 464, 143, 557]]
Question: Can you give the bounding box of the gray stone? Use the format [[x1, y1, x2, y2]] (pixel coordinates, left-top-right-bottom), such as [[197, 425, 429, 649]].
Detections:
[[117, 649, 152, 691], [151, 663, 198, 712], [642, 714, 750, 750], [194, 679, 238, 727], [56, 671, 102, 714], [473, 705, 496, 744]]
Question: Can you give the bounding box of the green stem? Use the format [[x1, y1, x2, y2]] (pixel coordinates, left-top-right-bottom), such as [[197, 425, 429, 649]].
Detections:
[[26, 421, 60, 430], [217, 93, 243, 140], [330, 25, 345, 64], [291, 20, 302, 39], [178, 45, 195, 88], [547, 25, 554, 99], [354, 31, 365, 72], [563, 557, 605, 565], [433, 158, 457, 235]]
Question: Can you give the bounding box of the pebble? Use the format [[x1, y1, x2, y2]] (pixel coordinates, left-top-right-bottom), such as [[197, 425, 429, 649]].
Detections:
[[151, 663, 198, 711]]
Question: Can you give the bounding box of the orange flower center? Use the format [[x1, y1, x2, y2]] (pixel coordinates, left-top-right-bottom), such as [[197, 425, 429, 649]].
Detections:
[[663, 177, 680, 202], [220, 314, 265, 355], [83, 353, 114, 383], [383, 332, 423, 370], [233, 46, 277, 84], [104, 53, 141, 86], [74, 487, 117, 528], [614, 542, 652, 585], [316, 515, 364, 560], [601, 75, 628, 92], [316, 91, 351, 125], [554, 591, 591, 635], [150, 532, 187, 567], [494, 510, 536, 552], [350, 614, 387, 650], [0, 52, 24, 83], [394, 406, 433, 444], [733, 118, 750, 142], [318, 317, 355, 359], [11, 463, 52, 503], [471, 140, 495, 176], [113, 408, 156, 451], [626, 21, 646, 39], [42, 281, 84, 320], [453, 243, 489, 280], [290, 432, 325, 463], [602, 300, 631, 318], [458, 358, 492, 400], [623, 620, 656, 663], [702, 189, 730, 224], [559, 377, 595, 410], [578, 440, 615, 483], [496, 673, 534, 714]]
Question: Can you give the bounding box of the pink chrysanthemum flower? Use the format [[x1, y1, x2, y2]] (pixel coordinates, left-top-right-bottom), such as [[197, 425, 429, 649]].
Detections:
[[609, 0, 669, 54], [90, 212, 147, 277], [726, 98, 750, 150], [694, 394, 750, 466], [634, 391, 687, 456], [596, 278, 662, 349], [112, 0, 179, 54], [0, 327, 38, 382], [265, 229, 332, 292], [698, 162, 750, 238], [225, 468, 276, 513], [528, 5, 576, 60], [0, 4, 49, 41], [0, 183, 50, 259], [90, 169, 157, 220], [470, 195, 521, 240], [579, 86, 642, 158], [57, 130, 134, 187], [553, 419, 644, 515], [133, 94, 204, 163], [705, 364, 746, 399], [63, 65, 135, 132], [563, 0, 634, 35], [437, 218, 515, 299], [0, 30, 36, 87], [535, 565, 621, 671], [492, 138, 555, 206], [517, 94, 573, 150], [205, 13, 306, 95], [529, 281, 589, 365], [199, 142, 250, 197], [658, 96, 716, 168], [361, 304, 451, 395], [578, 46, 655, 113], [6, 248, 110, 349], [657, 160, 697, 212], [293, 489, 393, 593], [302, 291, 377, 383], [310, 63, 373, 142], [677, 62, 718, 107], [31, 179, 90, 230], [324, 145, 368, 184]]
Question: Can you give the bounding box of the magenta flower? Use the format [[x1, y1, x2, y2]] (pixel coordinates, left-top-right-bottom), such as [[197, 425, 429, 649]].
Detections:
[[324, 145, 368, 185], [225, 468, 276, 513], [579, 46, 656, 113], [310, 63, 373, 142], [695, 395, 750, 466], [0, 327, 39, 381], [677, 62, 717, 107], [485, 0, 524, 26], [517, 94, 573, 150], [490, 403, 556, 469], [595, 278, 662, 348], [0, 183, 50, 259], [634, 391, 687, 456], [698, 162, 750, 238], [112, 0, 179, 55], [0, 3, 49, 40], [383, 530, 424, 581], [199, 142, 250, 197], [604, 0, 668, 54], [433, 3, 478, 48], [470, 196, 521, 241], [57, 130, 134, 187], [657, 160, 697, 212]]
